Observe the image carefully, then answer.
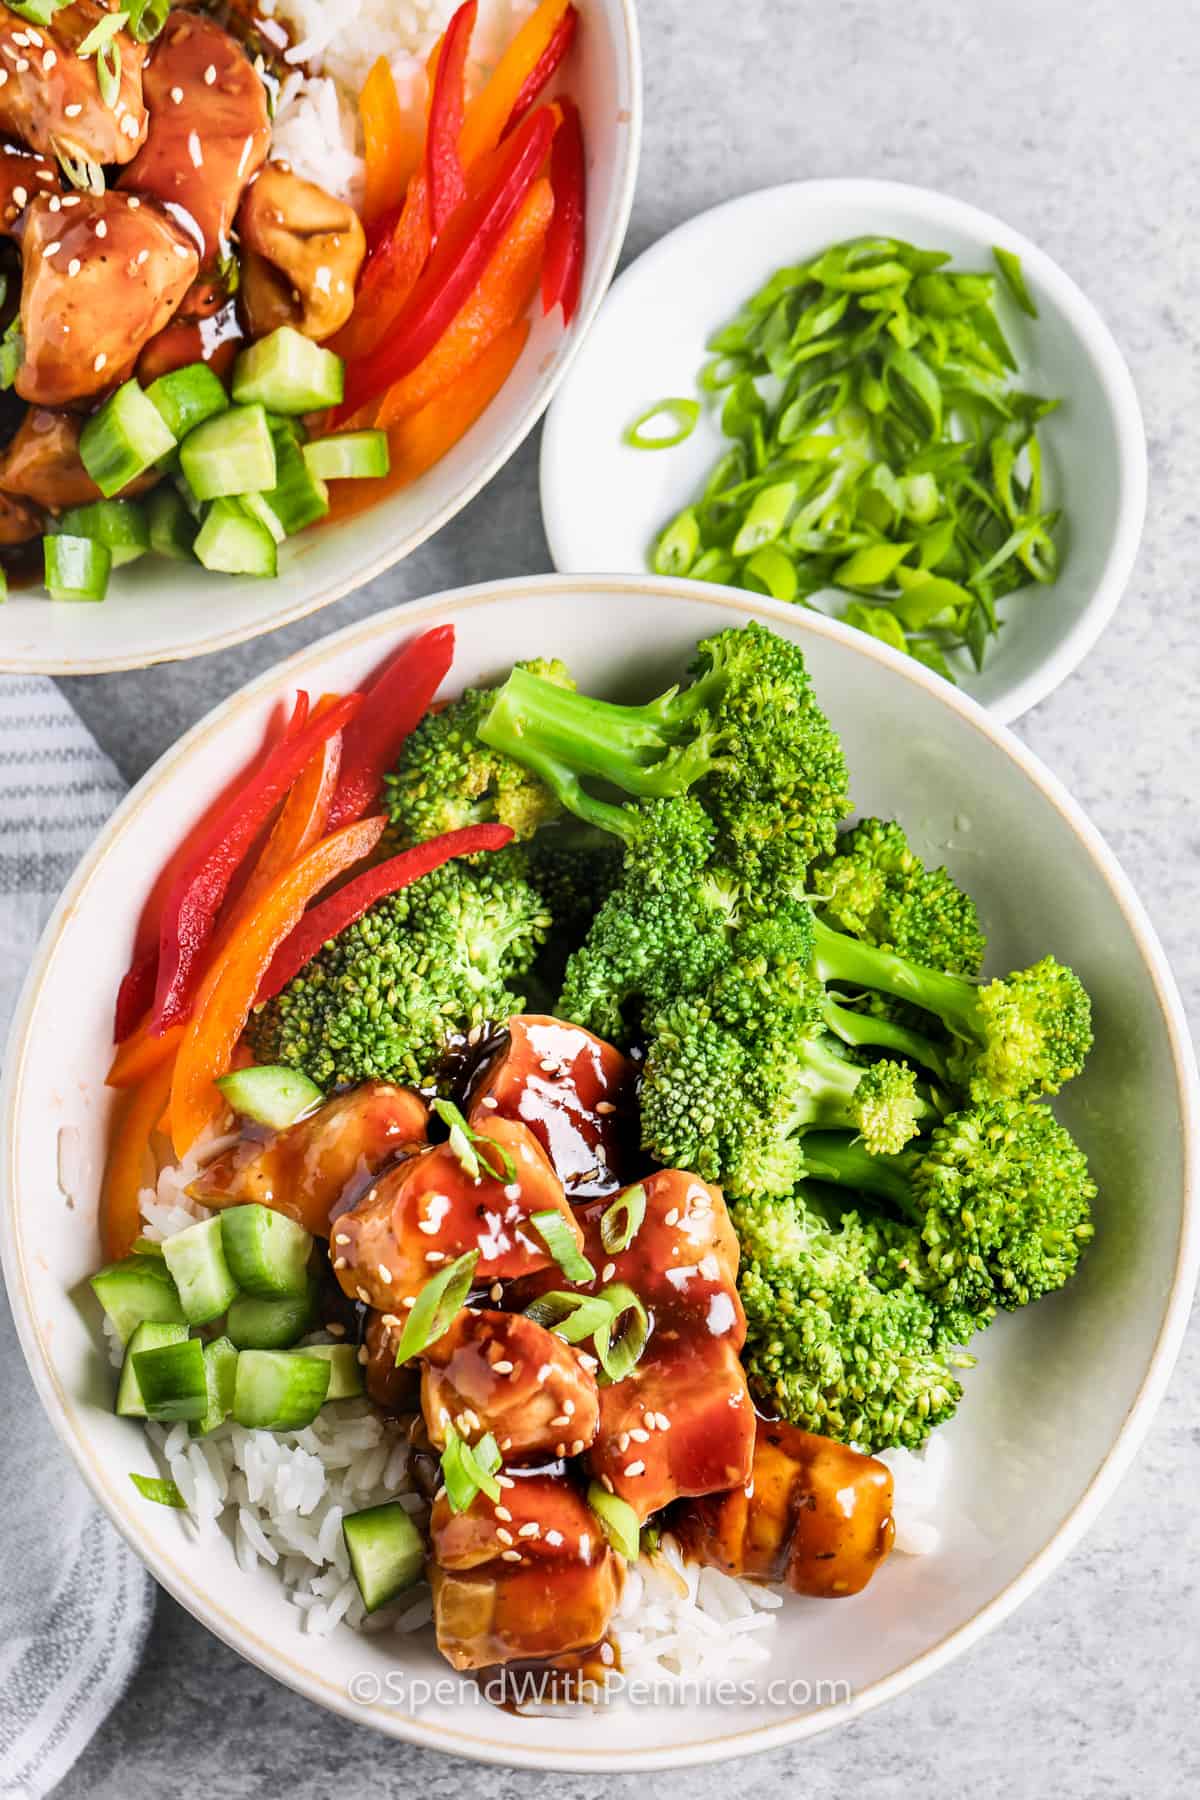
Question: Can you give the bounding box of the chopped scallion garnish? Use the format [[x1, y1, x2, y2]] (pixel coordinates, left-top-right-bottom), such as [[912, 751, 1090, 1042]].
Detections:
[[623, 397, 700, 450], [432, 1098, 518, 1184], [992, 246, 1038, 319], [523, 1289, 612, 1344], [441, 1425, 503, 1513], [592, 1282, 649, 1383], [529, 1208, 595, 1285], [129, 1472, 187, 1509], [586, 1481, 640, 1559], [600, 1184, 646, 1256], [392, 1249, 478, 1364], [96, 40, 122, 111], [76, 9, 128, 55]]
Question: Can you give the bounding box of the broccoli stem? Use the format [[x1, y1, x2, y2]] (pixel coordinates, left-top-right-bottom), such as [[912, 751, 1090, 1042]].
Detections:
[[800, 1130, 919, 1217], [823, 995, 949, 1080], [812, 915, 983, 1043], [479, 664, 722, 830]]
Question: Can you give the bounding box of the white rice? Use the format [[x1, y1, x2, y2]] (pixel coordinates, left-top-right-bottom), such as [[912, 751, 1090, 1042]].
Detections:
[[266, 0, 539, 204], [132, 1154, 947, 1681]]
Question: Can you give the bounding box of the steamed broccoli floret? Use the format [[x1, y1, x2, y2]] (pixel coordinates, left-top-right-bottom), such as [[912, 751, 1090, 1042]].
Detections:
[[478, 622, 852, 889], [735, 1191, 971, 1451], [383, 659, 571, 846], [247, 851, 552, 1090], [811, 817, 986, 975], [800, 1099, 1097, 1336]]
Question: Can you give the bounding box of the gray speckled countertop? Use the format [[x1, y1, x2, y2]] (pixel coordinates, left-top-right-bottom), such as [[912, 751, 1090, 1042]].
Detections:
[[51, 0, 1200, 1792]]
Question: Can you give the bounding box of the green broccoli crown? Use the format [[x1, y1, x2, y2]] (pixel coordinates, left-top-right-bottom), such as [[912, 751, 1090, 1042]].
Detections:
[[477, 621, 851, 887], [811, 816, 986, 975], [734, 1192, 969, 1452], [247, 852, 552, 1090], [384, 658, 572, 846]]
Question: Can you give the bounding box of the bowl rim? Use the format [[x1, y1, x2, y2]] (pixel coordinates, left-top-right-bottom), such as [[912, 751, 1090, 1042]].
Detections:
[[2, 574, 1195, 1771], [0, 0, 644, 678], [539, 175, 1149, 725]]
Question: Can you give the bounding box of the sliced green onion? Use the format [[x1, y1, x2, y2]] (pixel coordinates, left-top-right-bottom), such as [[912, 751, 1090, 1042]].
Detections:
[[529, 1209, 595, 1285], [10, 0, 65, 21], [523, 1290, 612, 1343], [441, 1425, 502, 1513], [835, 541, 914, 588], [592, 1283, 649, 1384], [992, 246, 1038, 318], [0, 317, 23, 392], [393, 1250, 478, 1364], [125, 0, 168, 39], [432, 1098, 518, 1184], [652, 507, 700, 576], [587, 1482, 640, 1559], [76, 9, 128, 55], [600, 1184, 646, 1256], [624, 398, 699, 450], [96, 39, 121, 110], [129, 1472, 187, 1508], [743, 544, 799, 601]]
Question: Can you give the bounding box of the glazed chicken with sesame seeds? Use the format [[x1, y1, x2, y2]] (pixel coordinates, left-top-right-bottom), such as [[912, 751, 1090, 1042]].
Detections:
[[188, 1081, 429, 1237], [672, 1419, 896, 1600], [17, 189, 197, 404], [421, 1309, 600, 1461], [0, 142, 58, 232], [430, 1473, 623, 1672], [0, 2, 148, 169], [329, 1114, 584, 1314]]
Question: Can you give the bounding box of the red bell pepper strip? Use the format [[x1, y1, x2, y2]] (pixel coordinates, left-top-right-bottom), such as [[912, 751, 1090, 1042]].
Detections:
[[504, 3, 577, 133], [542, 97, 585, 325], [114, 949, 158, 1044], [151, 692, 362, 1034], [258, 823, 514, 1003], [426, 0, 476, 238], [337, 103, 556, 420], [324, 624, 456, 831]]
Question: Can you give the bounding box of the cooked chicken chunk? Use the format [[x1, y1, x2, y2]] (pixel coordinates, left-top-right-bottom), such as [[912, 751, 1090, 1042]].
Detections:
[[238, 164, 365, 342], [0, 489, 42, 544], [469, 1015, 636, 1198], [122, 12, 270, 266], [431, 1473, 622, 1669], [672, 1420, 896, 1599], [363, 1308, 421, 1414], [0, 143, 59, 233], [421, 1309, 600, 1461], [17, 191, 197, 405], [0, 406, 109, 509], [331, 1116, 584, 1314], [0, 3, 148, 168], [189, 1082, 429, 1236]]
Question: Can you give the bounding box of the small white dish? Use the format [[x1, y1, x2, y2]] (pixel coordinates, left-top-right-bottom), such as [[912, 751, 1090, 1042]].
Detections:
[[0, 0, 641, 675], [2, 575, 1195, 1770], [540, 179, 1147, 722]]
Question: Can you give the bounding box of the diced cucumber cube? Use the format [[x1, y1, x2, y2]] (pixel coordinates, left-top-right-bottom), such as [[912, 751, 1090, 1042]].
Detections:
[[116, 1320, 189, 1417], [232, 1349, 331, 1431], [90, 1255, 184, 1343], [132, 1336, 209, 1422], [220, 1204, 312, 1299], [44, 534, 111, 602], [194, 498, 278, 578], [241, 428, 328, 540], [303, 431, 390, 483], [191, 1335, 240, 1437], [147, 485, 199, 561], [225, 1278, 318, 1351], [146, 362, 230, 446], [215, 1065, 324, 1131], [343, 1503, 424, 1611], [180, 404, 276, 501], [295, 1343, 364, 1400], [232, 326, 344, 414], [55, 500, 150, 567], [80, 380, 177, 497], [161, 1214, 238, 1325]]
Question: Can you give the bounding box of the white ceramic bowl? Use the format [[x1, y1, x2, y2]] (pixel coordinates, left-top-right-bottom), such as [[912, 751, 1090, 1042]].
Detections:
[[540, 180, 1148, 722], [0, 3, 641, 675], [2, 575, 1195, 1771]]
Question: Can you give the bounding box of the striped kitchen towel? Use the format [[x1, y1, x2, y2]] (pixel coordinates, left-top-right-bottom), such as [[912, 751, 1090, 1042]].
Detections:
[[0, 674, 154, 1800]]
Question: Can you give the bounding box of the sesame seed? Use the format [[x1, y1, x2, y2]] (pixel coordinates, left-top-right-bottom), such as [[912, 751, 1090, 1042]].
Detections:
[[187, 131, 203, 168], [570, 1438, 585, 1455], [0, 72, 7, 86], [377, 1263, 392, 1283], [122, 114, 140, 137], [600, 1642, 615, 1665], [601, 1474, 614, 1493], [630, 1427, 650, 1443], [333, 1256, 346, 1269], [401, 1295, 416, 1309], [64, 102, 81, 117], [601, 1262, 615, 1283], [355, 1286, 370, 1304], [333, 1233, 350, 1246], [480, 1094, 498, 1109], [127, 196, 139, 207], [655, 1411, 671, 1431], [48, 195, 60, 211], [500, 1436, 512, 1451], [27, 26, 41, 44], [500, 1549, 522, 1562], [555, 1442, 566, 1457], [42, 241, 61, 258], [562, 1399, 575, 1416], [641, 1411, 655, 1429], [67, 258, 80, 276], [494, 1504, 512, 1521], [617, 1432, 630, 1452], [425, 1250, 446, 1264], [623, 1460, 645, 1477], [496, 1527, 514, 1545], [170, 85, 183, 102], [595, 1100, 615, 1115], [204, 63, 216, 83], [136, 248, 149, 264], [11, 185, 25, 206], [518, 1522, 539, 1537], [381, 1313, 399, 1328], [95, 219, 106, 237], [549, 1413, 571, 1428], [11, 32, 27, 46], [42, 49, 55, 70], [326, 1321, 346, 1336], [357, 1345, 369, 1364], [496, 1474, 515, 1489], [416, 1219, 439, 1234], [313, 265, 331, 294], [489, 1282, 503, 1302], [61, 195, 80, 206], [92, 352, 106, 372], [13, 58, 27, 71], [539, 1059, 559, 1073], [492, 1359, 514, 1374]]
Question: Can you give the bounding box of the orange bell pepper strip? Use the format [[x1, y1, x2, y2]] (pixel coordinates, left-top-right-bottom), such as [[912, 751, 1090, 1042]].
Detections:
[[369, 176, 551, 428], [459, 0, 571, 166], [321, 318, 530, 525], [107, 1018, 184, 1089], [101, 1058, 176, 1260], [229, 695, 344, 920], [170, 815, 386, 1156], [360, 56, 424, 225]]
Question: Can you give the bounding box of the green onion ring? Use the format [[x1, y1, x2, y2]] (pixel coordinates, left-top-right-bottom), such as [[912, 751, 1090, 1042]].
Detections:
[[523, 1290, 611, 1343], [586, 1481, 640, 1560], [393, 1249, 479, 1364], [624, 398, 700, 451], [593, 1282, 649, 1384], [529, 1209, 595, 1285], [600, 1183, 646, 1256], [432, 1098, 518, 1185]]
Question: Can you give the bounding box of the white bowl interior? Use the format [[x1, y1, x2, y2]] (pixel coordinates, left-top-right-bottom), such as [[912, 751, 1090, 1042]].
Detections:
[[0, 0, 640, 674], [2, 579, 1194, 1770], [540, 180, 1147, 722]]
